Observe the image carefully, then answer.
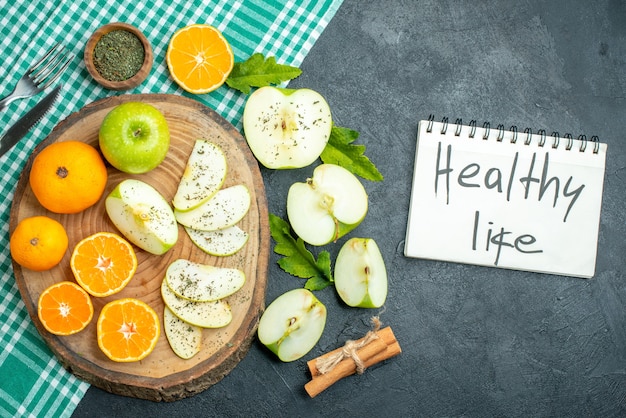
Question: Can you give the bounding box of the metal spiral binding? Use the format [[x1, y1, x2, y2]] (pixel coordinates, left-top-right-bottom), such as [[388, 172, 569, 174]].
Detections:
[[426, 115, 600, 153]]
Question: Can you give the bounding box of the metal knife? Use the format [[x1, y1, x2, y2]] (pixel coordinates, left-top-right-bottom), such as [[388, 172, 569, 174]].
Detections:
[[0, 85, 61, 158]]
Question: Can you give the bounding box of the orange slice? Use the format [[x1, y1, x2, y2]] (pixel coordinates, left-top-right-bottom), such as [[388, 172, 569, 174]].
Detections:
[[97, 298, 160, 362], [166, 24, 234, 94], [70, 232, 137, 297], [38, 281, 94, 336]]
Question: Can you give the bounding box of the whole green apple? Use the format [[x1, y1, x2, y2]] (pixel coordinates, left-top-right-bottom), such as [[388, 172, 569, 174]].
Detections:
[[99, 102, 170, 174]]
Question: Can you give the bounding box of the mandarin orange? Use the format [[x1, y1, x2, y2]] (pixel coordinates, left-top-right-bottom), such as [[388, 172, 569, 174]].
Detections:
[[10, 216, 68, 271], [70, 232, 137, 297], [38, 281, 94, 336], [97, 298, 160, 362], [29, 140, 108, 214], [166, 24, 234, 94]]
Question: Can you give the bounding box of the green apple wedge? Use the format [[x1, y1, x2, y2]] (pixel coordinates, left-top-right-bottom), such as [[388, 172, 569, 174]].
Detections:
[[173, 139, 227, 212], [334, 238, 388, 308], [242, 86, 332, 169], [175, 184, 251, 232], [163, 306, 202, 360], [99, 102, 170, 174], [287, 163, 368, 246], [184, 225, 249, 256], [165, 258, 245, 302], [105, 179, 178, 255], [257, 288, 327, 362], [161, 278, 232, 328]]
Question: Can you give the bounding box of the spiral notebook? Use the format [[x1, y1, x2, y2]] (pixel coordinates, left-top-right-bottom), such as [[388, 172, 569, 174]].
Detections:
[[404, 115, 607, 278]]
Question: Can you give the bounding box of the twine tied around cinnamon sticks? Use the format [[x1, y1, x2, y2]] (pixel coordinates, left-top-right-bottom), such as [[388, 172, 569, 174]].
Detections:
[[314, 316, 382, 375], [304, 317, 402, 398]]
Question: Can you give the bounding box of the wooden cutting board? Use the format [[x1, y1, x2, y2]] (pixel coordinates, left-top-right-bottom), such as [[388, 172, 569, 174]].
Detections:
[[9, 94, 269, 401]]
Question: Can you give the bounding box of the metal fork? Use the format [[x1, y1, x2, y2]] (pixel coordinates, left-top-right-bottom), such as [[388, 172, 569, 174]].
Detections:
[[0, 43, 72, 112]]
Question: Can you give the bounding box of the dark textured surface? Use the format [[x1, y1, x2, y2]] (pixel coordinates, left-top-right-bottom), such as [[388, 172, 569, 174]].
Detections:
[[73, 1, 626, 416]]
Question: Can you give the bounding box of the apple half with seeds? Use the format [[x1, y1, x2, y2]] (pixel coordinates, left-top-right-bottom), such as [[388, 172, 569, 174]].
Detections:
[[174, 184, 251, 232], [243, 86, 332, 169], [173, 139, 227, 212], [165, 258, 245, 302], [257, 288, 327, 362], [334, 238, 388, 308], [105, 179, 178, 255], [287, 163, 368, 246]]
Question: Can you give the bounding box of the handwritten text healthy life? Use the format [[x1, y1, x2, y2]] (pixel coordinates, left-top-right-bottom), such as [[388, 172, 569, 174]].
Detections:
[[434, 141, 586, 265]]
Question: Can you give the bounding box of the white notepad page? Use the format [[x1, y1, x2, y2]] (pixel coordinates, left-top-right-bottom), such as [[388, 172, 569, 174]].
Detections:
[[404, 118, 607, 278]]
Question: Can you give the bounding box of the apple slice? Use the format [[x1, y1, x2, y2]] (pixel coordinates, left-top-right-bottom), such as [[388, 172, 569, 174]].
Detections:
[[165, 258, 245, 302], [184, 225, 249, 256], [163, 306, 202, 359], [287, 163, 368, 246], [173, 139, 227, 211], [161, 278, 232, 328], [257, 288, 327, 362], [242, 86, 332, 169], [105, 179, 178, 255], [174, 184, 251, 231], [334, 238, 388, 308]]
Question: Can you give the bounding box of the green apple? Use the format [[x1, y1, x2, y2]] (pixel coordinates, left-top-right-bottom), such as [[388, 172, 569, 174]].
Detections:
[[163, 306, 202, 360], [105, 179, 178, 255], [287, 163, 368, 246], [99, 102, 170, 174], [334, 238, 388, 308], [184, 225, 249, 256], [174, 184, 251, 232], [242, 86, 332, 169], [173, 139, 227, 211], [165, 258, 245, 302], [161, 278, 232, 328], [257, 288, 327, 362]]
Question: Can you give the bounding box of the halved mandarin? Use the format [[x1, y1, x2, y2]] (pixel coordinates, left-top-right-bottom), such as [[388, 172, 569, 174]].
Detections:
[[38, 281, 94, 336], [166, 24, 234, 94], [97, 298, 160, 362], [70, 232, 137, 297]]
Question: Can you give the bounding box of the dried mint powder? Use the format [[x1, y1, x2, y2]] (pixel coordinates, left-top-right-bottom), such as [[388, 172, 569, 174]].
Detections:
[[93, 30, 145, 82]]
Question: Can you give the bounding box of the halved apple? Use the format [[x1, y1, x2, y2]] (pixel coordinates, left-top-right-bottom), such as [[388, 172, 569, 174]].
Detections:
[[243, 86, 332, 169], [334, 238, 388, 308], [173, 139, 227, 211], [184, 225, 249, 256], [174, 184, 251, 231], [105, 179, 178, 255], [165, 258, 245, 302], [257, 288, 327, 362], [163, 306, 202, 359], [287, 163, 368, 246], [161, 278, 232, 328]]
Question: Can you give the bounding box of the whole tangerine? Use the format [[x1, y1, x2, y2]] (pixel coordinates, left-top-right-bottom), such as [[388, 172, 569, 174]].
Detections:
[[29, 141, 108, 214], [10, 216, 69, 271]]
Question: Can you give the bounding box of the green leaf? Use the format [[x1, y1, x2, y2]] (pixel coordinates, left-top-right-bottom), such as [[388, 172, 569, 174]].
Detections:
[[305, 275, 332, 291], [320, 125, 384, 181], [226, 53, 302, 94], [269, 213, 333, 289]]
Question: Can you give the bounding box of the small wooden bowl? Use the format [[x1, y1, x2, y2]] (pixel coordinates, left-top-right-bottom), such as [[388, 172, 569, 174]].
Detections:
[[84, 22, 153, 90]]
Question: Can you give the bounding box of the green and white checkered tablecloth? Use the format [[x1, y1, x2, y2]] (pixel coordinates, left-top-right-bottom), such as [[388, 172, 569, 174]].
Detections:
[[0, 1, 342, 416]]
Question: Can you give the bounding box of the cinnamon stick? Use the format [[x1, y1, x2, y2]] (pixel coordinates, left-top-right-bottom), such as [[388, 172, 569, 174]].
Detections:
[[304, 337, 388, 398], [307, 326, 400, 377]]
